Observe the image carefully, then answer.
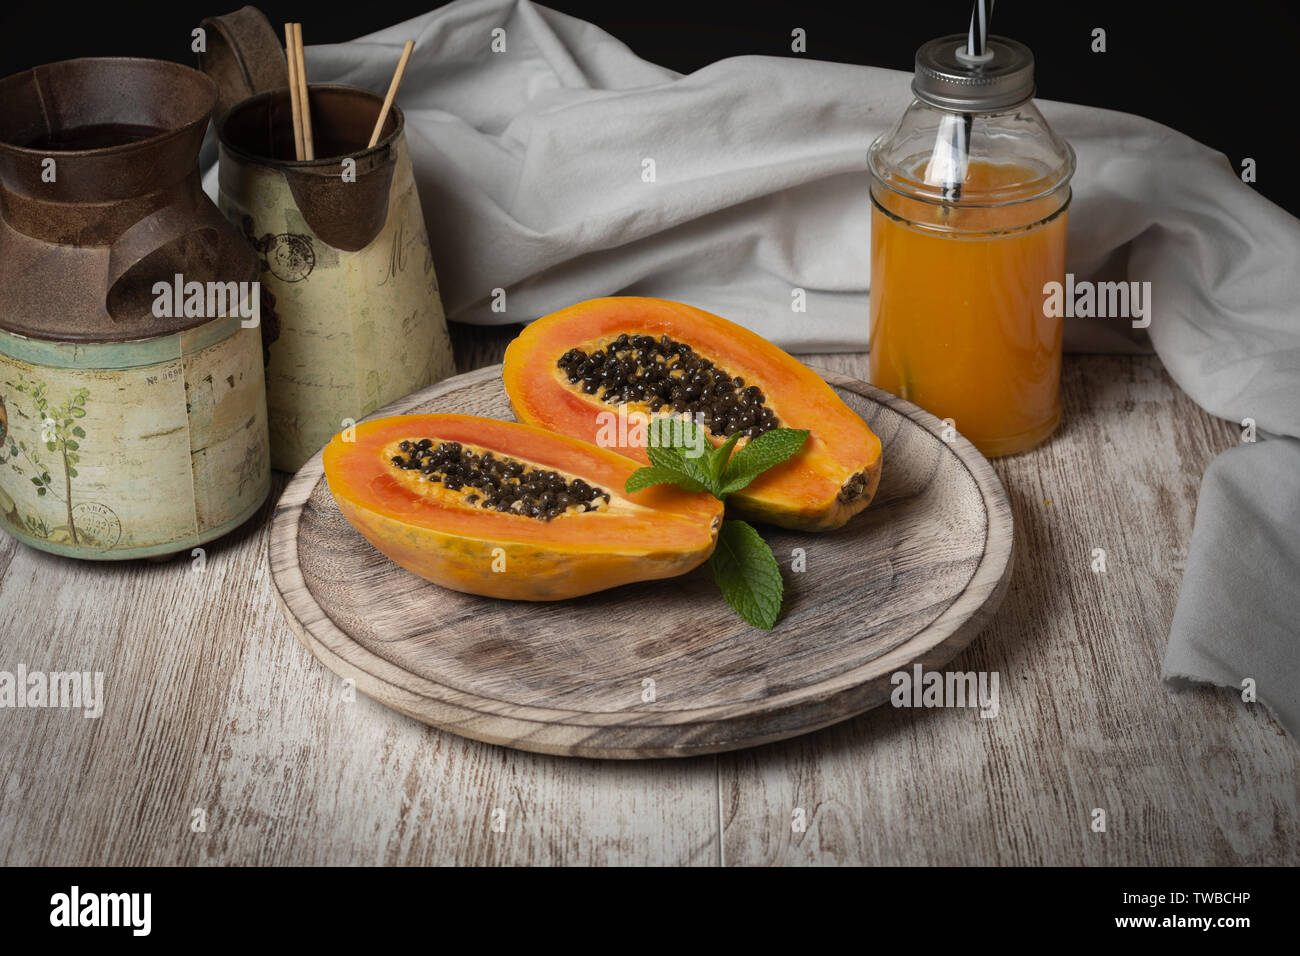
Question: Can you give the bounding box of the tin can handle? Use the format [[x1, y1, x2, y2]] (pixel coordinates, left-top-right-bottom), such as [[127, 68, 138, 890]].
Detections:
[[105, 204, 223, 322], [198, 6, 289, 120]]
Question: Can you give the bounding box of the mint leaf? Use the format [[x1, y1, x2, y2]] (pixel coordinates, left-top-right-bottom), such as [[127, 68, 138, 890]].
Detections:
[[635, 420, 805, 630], [717, 428, 809, 497], [709, 519, 784, 630], [646, 417, 714, 492], [706, 431, 743, 486], [625, 465, 708, 495]]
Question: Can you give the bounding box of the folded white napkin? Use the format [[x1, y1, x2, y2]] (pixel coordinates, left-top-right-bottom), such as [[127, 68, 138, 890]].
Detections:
[[206, 0, 1300, 735]]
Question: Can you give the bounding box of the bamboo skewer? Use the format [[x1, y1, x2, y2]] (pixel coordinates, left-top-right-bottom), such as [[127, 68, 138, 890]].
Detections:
[[292, 23, 315, 160], [284, 23, 304, 160], [367, 40, 415, 148]]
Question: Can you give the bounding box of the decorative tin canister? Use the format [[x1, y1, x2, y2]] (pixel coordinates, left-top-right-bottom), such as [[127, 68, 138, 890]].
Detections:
[[201, 8, 456, 471], [0, 58, 270, 560], [215, 86, 455, 471]]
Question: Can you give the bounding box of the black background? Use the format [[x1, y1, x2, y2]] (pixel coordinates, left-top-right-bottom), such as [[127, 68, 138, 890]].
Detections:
[[5, 865, 1281, 940], [0, 0, 1297, 215]]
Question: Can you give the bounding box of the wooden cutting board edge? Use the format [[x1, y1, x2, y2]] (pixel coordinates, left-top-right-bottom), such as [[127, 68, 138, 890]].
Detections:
[[267, 364, 1015, 759]]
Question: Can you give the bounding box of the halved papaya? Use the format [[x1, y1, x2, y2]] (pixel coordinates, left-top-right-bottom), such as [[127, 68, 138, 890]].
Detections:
[[323, 414, 723, 601], [503, 298, 882, 531]]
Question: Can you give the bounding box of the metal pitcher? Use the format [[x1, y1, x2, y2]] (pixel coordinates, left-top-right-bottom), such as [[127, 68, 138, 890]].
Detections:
[[201, 7, 456, 471], [0, 57, 270, 560]]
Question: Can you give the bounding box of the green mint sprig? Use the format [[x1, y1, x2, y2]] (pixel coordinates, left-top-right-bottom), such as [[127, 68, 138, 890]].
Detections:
[[626, 417, 808, 630]]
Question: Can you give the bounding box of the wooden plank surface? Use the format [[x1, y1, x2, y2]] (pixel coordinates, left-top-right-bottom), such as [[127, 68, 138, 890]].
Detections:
[[0, 322, 1295, 865]]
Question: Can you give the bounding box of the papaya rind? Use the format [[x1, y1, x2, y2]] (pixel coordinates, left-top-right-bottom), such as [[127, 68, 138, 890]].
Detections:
[[728, 453, 883, 532], [335, 495, 719, 601]]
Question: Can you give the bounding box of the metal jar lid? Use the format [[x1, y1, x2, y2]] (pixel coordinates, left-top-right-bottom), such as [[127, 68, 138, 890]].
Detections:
[[911, 34, 1035, 113]]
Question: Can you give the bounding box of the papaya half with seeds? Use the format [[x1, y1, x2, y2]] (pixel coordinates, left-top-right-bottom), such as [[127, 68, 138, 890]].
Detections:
[[323, 414, 723, 601], [503, 297, 882, 531]]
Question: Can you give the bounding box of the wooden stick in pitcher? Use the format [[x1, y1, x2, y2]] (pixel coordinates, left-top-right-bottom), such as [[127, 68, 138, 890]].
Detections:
[[367, 40, 415, 148], [293, 23, 315, 160], [284, 23, 304, 160]]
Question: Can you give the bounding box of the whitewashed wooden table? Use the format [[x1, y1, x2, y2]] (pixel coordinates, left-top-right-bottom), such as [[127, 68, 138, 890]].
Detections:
[[1, 325, 1296, 866]]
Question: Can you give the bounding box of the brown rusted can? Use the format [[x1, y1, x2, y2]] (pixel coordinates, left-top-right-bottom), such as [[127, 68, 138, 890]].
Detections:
[[0, 57, 270, 559]]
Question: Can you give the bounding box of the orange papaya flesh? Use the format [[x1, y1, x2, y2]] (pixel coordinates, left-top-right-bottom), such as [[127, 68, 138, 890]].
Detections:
[[503, 297, 882, 531], [322, 414, 723, 601]]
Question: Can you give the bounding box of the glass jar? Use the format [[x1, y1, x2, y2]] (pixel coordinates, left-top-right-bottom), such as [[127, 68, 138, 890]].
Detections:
[[867, 35, 1075, 457]]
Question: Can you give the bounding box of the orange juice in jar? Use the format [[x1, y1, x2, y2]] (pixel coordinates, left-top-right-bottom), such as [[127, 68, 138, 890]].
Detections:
[[868, 34, 1074, 457]]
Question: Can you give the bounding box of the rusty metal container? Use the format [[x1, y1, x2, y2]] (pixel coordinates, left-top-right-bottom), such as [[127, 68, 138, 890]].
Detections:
[[0, 57, 270, 559], [201, 8, 456, 471]]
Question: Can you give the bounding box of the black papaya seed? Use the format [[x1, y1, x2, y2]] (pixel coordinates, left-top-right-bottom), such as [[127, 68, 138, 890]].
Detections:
[[559, 334, 779, 438], [390, 439, 610, 521]]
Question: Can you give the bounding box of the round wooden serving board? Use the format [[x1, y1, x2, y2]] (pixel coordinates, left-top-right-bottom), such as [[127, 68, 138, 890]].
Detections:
[[268, 365, 1014, 759]]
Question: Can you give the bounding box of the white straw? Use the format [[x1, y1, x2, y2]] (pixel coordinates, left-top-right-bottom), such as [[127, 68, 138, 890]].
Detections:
[[951, 0, 996, 205], [967, 0, 994, 58]]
